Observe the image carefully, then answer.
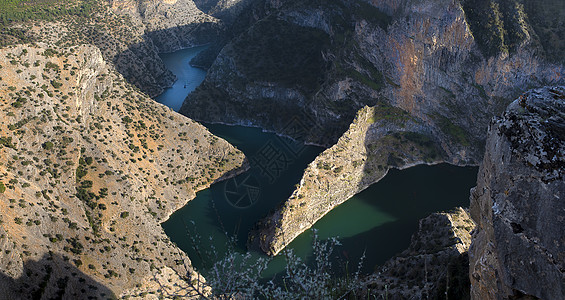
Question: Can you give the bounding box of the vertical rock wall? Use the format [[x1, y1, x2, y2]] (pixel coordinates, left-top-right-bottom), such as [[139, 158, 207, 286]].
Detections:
[[469, 86, 565, 299]]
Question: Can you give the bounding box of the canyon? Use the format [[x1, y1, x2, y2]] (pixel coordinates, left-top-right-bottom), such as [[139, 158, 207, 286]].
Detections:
[[0, 0, 563, 299]]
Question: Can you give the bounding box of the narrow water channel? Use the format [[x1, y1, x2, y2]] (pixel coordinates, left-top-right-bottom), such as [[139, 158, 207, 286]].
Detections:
[[156, 46, 478, 277]]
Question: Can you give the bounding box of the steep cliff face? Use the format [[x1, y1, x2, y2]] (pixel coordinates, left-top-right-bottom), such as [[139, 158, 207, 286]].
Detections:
[[193, 0, 257, 24], [469, 86, 565, 299], [0, 44, 246, 298], [183, 0, 564, 148], [367, 207, 475, 299], [110, 0, 223, 53], [3, 0, 223, 98], [223, 0, 565, 256]]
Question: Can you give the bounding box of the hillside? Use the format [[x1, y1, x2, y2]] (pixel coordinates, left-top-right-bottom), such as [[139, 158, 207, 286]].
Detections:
[[1, 0, 223, 98], [180, 0, 565, 256], [0, 42, 246, 298]]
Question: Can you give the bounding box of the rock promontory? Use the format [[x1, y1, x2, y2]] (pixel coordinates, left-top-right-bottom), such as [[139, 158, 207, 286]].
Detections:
[[0, 43, 247, 299], [469, 86, 565, 299]]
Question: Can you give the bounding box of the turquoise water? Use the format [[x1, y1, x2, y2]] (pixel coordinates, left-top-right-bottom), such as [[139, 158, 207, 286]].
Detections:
[[155, 45, 208, 111], [156, 46, 478, 278]]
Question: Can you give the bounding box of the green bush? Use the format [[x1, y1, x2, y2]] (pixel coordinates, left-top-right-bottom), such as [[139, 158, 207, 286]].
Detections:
[[0, 136, 16, 149], [42, 141, 54, 150]]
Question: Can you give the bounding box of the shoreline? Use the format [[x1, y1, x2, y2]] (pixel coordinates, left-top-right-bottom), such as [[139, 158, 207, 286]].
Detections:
[[263, 158, 479, 257]]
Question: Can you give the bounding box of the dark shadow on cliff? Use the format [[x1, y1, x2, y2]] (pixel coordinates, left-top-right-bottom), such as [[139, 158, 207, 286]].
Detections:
[[0, 252, 115, 300], [111, 21, 223, 98], [111, 0, 265, 99], [179, 0, 393, 146]]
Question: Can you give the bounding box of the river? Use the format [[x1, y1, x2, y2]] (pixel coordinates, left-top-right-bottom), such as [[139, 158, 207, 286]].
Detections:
[[156, 46, 478, 277]]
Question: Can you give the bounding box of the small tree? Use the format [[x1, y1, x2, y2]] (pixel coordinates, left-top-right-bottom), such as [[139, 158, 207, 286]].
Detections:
[[42, 141, 54, 150], [162, 229, 366, 299]]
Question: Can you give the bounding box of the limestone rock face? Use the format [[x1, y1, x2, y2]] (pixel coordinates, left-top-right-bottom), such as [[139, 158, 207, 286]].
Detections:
[[184, 0, 565, 148], [234, 0, 565, 257], [469, 86, 565, 300], [111, 0, 222, 53]]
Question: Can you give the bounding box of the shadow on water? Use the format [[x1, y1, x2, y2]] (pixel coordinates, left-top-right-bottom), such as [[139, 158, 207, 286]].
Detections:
[[282, 163, 477, 275], [162, 123, 325, 273], [117, 8, 481, 283], [0, 253, 115, 300], [153, 41, 479, 281], [111, 22, 222, 98]]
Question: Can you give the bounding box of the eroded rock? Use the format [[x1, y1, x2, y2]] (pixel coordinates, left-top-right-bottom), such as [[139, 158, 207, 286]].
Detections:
[[469, 86, 565, 300]]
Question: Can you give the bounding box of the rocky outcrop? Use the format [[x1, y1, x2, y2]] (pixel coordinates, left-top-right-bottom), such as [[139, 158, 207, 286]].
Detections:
[[469, 86, 565, 299], [256, 104, 446, 255], [367, 207, 475, 299], [233, 0, 565, 256], [110, 0, 223, 53], [0, 44, 247, 299]]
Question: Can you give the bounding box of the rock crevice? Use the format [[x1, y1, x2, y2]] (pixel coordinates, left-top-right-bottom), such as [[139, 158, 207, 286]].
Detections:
[[469, 86, 565, 300]]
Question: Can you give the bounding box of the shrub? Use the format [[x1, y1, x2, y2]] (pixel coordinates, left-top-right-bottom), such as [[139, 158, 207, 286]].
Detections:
[[42, 141, 54, 150], [178, 229, 365, 299]]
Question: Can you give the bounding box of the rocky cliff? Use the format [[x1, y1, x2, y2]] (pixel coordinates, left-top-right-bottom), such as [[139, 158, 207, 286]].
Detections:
[[183, 0, 564, 147], [2, 0, 225, 98], [367, 207, 475, 299], [110, 0, 223, 53], [0, 43, 247, 299], [255, 104, 447, 255], [469, 86, 565, 299], [191, 0, 565, 256]]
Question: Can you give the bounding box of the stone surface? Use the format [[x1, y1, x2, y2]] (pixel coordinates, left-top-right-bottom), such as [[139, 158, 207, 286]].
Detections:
[[366, 207, 475, 299], [0, 43, 247, 299], [237, 0, 565, 256], [469, 86, 565, 300]]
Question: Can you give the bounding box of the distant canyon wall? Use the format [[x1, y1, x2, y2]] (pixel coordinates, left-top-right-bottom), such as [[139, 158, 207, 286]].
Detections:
[[224, 0, 565, 256]]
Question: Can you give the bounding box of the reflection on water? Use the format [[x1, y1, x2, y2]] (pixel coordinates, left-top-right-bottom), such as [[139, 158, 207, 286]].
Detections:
[[155, 45, 208, 111], [156, 46, 478, 279]]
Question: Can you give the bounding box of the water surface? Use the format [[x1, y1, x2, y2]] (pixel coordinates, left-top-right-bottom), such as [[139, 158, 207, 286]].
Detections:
[[155, 45, 208, 111], [156, 46, 478, 278]]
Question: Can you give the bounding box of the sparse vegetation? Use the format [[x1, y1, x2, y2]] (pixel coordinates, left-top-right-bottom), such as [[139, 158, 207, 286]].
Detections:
[[231, 17, 330, 94]]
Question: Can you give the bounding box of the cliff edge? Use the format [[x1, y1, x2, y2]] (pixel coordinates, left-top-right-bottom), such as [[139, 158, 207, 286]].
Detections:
[[469, 86, 565, 299], [0, 43, 247, 299]]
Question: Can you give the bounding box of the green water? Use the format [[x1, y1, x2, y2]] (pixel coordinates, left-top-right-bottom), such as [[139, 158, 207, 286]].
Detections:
[[156, 46, 478, 278], [280, 164, 477, 275], [162, 124, 325, 276]]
